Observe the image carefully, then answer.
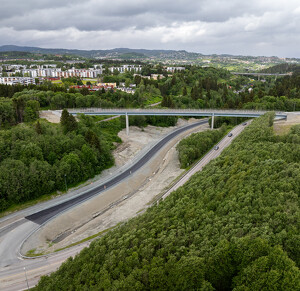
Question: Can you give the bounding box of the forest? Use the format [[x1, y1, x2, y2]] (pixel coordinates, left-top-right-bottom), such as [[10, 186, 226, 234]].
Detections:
[[0, 112, 116, 212], [177, 124, 228, 168], [34, 113, 300, 290]]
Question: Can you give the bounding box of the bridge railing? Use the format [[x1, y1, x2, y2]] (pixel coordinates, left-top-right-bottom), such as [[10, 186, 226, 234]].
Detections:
[[67, 108, 286, 116], [232, 72, 289, 76]]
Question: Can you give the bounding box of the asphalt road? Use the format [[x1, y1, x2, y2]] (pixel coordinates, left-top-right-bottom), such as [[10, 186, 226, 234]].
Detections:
[[0, 119, 208, 290], [25, 119, 209, 225]]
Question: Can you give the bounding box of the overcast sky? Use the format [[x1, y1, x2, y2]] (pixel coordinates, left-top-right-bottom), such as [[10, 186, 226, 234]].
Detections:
[[0, 0, 299, 57]]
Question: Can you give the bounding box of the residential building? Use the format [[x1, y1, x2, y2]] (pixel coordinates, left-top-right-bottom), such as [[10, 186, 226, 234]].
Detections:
[[0, 77, 36, 85]]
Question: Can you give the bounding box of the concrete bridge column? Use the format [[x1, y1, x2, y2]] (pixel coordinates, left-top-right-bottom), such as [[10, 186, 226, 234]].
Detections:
[[126, 113, 129, 135], [211, 113, 214, 129]]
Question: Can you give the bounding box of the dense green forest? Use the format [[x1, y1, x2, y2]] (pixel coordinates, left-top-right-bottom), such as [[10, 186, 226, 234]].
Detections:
[[177, 125, 227, 168], [260, 63, 300, 74], [34, 113, 300, 290], [177, 116, 250, 168], [0, 112, 116, 211]]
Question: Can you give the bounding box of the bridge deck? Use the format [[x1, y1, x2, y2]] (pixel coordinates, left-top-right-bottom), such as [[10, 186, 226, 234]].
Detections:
[[232, 72, 289, 76], [67, 108, 287, 119]]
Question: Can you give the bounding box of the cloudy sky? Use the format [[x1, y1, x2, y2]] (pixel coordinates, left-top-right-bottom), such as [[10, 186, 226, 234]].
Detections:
[[0, 0, 299, 57]]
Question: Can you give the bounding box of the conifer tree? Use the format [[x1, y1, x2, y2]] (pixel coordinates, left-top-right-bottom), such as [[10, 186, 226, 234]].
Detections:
[[60, 108, 69, 127], [60, 109, 77, 133], [35, 120, 42, 134]]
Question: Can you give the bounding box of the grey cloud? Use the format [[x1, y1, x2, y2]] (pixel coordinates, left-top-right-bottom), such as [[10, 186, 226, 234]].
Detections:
[[0, 0, 82, 19], [0, 0, 299, 57], [0, 0, 285, 32]]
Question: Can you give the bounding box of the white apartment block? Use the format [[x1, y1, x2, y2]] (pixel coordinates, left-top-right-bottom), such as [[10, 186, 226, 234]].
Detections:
[[109, 65, 142, 73], [0, 77, 36, 85], [166, 67, 185, 73], [2, 64, 142, 79], [19, 68, 103, 78], [29, 64, 57, 69], [117, 87, 135, 94], [3, 64, 25, 70]]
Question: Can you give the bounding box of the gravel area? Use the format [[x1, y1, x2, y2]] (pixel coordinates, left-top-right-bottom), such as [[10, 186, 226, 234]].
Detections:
[[274, 113, 300, 135], [22, 119, 209, 254], [39, 111, 61, 123]]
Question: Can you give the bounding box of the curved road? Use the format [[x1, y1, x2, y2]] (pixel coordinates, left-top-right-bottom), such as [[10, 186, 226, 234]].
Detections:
[[0, 119, 208, 290], [26, 119, 209, 225], [0, 120, 250, 290]]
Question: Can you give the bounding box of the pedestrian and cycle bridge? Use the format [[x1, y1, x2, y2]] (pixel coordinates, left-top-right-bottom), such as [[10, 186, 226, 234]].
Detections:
[[67, 108, 287, 134], [231, 72, 291, 81]]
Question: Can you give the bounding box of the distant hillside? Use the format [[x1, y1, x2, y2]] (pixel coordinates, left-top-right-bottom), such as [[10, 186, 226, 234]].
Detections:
[[0, 50, 81, 61], [0, 45, 202, 60], [0, 50, 34, 58], [0, 45, 92, 58], [260, 63, 300, 74], [1, 45, 299, 65]]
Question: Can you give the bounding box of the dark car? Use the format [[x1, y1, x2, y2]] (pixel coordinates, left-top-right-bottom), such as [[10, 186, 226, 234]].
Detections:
[[242, 122, 247, 126], [228, 133, 233, 137], [214, 145, 219, 150]]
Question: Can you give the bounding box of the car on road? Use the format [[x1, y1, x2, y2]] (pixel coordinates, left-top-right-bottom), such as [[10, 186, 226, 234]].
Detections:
[[228, 132, 233, 137], [242, 122, 247, 126], [214, 145, 219, 150]]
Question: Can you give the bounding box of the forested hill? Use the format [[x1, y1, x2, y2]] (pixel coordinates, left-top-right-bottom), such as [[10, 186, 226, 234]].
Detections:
[[260, 63, 300, 74], [0, 45, 199, 59], [35, 113, 300, 290]]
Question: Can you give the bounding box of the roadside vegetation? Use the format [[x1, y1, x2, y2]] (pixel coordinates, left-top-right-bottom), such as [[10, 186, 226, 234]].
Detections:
[[0, 113, 115, 212], [177, 125, 228, 168], [34, 113, 300, 290], [177, 116, 249, 168]]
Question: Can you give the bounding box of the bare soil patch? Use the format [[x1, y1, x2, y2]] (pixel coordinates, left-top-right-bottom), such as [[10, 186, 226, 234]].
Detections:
[[21, 119, 209, 254], [39, 111, 61, 123], [273, 113, 300, 135]]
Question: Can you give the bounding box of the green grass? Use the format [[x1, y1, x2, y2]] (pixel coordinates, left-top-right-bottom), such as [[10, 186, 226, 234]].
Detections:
[[145, 96, 162, 106], [273, 123, 296, 136], [0, 191, 63, 219], [23, 225, 120, 257], [51, 80, 62, 84], [82, 78, 98, 85], [54, 225, 118, 253], [26, 249, 44, 257], [94, 115, 116, 122], [97, 118, 124, 146]]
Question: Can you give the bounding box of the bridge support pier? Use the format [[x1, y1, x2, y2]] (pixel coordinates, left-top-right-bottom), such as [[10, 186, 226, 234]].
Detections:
[[125, 113, 129, 135], [211, 113, 214, 129]]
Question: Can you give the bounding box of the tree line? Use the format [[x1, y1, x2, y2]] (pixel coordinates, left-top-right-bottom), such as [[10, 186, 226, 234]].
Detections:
[[0, 112, 115, 212], [177, 125, 227, 168]]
